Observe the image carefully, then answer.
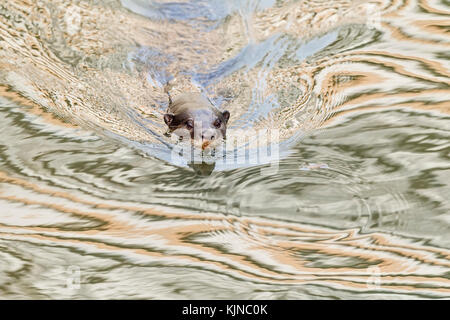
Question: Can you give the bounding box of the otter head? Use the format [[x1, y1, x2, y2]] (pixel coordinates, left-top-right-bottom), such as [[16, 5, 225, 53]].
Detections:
[[164, 93, 230, 150]]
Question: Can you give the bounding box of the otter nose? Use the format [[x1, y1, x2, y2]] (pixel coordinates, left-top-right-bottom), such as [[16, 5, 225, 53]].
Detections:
[[200, 130, 216, 150]]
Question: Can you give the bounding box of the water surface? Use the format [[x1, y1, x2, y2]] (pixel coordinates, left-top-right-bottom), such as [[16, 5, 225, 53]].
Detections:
[[0, 0, 449, 299]]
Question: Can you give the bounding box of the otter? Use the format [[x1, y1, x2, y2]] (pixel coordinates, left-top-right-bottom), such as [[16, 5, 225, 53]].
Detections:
[[164, 93, 230, 150]]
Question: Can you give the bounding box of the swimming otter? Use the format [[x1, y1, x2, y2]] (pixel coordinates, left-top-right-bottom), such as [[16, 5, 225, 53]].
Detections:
[[164, 93, 230, 150]]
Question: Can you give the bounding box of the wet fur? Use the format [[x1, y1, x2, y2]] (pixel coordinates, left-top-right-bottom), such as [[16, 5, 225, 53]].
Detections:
[[164, 93, 230, 145]]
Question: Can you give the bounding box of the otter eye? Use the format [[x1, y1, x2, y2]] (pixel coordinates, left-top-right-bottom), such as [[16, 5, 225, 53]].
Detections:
[[213, 119, 221, 128], [185, 119, 194, 129]]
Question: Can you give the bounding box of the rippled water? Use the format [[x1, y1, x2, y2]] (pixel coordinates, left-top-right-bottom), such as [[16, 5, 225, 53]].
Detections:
[[0, 0, 449, 299]]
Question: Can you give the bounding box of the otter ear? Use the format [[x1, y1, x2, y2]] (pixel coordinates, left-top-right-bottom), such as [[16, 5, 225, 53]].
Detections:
[[164, 113, 174, 125], [222, 110, 230, 123]]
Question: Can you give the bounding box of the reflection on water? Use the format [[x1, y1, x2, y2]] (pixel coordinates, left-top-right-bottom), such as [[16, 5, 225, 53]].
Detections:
[[0, 0, 449, 299]]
